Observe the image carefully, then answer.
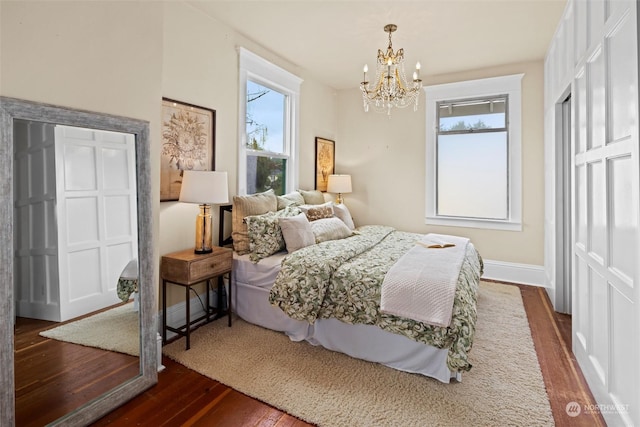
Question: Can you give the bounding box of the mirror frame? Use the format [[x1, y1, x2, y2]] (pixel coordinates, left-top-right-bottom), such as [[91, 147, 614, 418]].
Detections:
[[0, 96, 157, 426]]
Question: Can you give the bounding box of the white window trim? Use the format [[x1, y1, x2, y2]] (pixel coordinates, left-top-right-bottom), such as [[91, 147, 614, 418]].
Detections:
[[424, 74, 523, 231], [238, 47, 303, 195]]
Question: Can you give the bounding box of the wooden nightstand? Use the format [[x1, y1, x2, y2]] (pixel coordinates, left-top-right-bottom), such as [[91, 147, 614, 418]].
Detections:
[[161, 246, 233, 350]]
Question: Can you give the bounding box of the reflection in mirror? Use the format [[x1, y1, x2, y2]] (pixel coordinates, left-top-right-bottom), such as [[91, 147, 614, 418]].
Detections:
[[0, 96, 156, 427], [13, 120, 141, 425]]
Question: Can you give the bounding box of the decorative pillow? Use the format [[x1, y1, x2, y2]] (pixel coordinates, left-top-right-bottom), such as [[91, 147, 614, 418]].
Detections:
[[277, 191, 305, 210], [332, 203, 355, 230], [304, 205, 334, 222], [299, 201, 333, 212], [232, 189, 277, 255], [297, 189, 325, 205], [310, 217, 353, 243], [278, 213, 315, 253], [245, 206, 300, 262]]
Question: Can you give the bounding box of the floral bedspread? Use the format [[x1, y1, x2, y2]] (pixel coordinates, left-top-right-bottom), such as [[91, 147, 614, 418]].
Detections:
[[268, 225, 484, 372]]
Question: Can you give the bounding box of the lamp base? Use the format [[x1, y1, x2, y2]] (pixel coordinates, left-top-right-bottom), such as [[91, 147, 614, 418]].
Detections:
[[335, 193, 344, 204], [194, 248, 213, 255], [194, 204, 213, 254]]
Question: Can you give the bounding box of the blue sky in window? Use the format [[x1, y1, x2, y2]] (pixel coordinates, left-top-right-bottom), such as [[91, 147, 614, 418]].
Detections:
[[247, 80, 285, 153]]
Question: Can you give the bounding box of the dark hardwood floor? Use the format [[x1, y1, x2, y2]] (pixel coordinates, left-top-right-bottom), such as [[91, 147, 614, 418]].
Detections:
[[15, 283, 605, 426], [14, 316, 140, 427]]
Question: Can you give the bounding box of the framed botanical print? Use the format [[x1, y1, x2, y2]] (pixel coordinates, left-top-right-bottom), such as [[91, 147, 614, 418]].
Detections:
[[160, 98, 216, 201], [315, 137, 335, 192]]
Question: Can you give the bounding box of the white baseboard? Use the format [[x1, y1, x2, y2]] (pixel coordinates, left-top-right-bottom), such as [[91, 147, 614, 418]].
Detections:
[[482, 259, 547, 287]]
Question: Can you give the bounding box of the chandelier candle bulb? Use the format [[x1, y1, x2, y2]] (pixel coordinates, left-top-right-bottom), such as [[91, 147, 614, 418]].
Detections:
[[363, 64, 368, 83]]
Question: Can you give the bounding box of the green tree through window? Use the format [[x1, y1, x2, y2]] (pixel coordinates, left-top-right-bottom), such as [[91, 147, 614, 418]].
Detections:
[[245, 80, 287, 195]]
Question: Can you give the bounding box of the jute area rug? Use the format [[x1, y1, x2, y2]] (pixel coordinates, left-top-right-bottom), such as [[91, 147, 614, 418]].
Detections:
[[39, 302, 139, 357], [163, 282, 554, 426]]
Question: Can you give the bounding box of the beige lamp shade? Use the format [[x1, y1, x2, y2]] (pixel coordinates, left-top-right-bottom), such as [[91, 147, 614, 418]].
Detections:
[[179, 170, 229, 204], [327, 174, 352, 194], [327, 174, 352, 204]]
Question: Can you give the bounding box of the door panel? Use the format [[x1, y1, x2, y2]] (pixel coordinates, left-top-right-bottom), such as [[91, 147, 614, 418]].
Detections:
[[608, 155, 635, 289]]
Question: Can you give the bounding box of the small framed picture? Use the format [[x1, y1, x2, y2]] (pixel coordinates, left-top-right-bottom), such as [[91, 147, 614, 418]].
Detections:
[[315, 137, 335, 192], [160, 98, 216, 201]]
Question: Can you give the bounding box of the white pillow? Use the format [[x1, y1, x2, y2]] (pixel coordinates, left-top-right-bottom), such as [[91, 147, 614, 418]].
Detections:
[[332, 203, 355, 230], [279, 213, 316, 253], [310, 217, 353, 243]]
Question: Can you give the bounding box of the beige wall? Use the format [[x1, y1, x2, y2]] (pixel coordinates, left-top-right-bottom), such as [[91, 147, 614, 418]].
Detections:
[[1, 1, 543, 312], [160, 2, 338, 255], [1, 0, 165, 300], [337, 61, 545, 266], [159, 2, 339, 303], [1, 1, 340, 307]]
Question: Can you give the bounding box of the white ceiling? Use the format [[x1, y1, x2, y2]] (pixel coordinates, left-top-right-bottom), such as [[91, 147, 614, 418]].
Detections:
[[191, 0, 567, 90]]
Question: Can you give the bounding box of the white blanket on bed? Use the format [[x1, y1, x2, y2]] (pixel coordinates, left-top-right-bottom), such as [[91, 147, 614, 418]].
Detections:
[[380, 233, 469, 327]]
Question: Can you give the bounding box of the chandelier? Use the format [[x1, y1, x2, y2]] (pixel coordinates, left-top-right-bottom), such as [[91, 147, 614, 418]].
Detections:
[[360, 24, 422, 115]]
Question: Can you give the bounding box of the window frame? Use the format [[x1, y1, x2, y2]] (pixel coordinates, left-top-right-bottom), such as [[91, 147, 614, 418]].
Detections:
[[424, 74, 523, 231], [238, 48, 303, 195]]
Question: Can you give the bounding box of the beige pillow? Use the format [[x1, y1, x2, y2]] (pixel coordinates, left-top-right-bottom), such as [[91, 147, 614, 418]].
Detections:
[[232, 189, 277, 254], [277, 191, 305, 210], [298, 189, 325, 205], [310, 217, 353, 243], [279, 213, 315, 253], [299, 201, 333, 212], [332, 203, 355, 230]]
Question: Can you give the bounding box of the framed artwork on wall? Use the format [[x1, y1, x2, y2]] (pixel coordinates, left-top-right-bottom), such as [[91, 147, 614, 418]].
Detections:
[[315, 137, 335, 192], [160, 98, 216, 201]]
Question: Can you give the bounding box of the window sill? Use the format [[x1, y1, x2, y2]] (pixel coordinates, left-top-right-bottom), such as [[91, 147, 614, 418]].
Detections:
[[425, 216, 522, 231]]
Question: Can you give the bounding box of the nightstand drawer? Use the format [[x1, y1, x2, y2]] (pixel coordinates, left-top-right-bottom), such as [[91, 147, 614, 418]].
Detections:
[[189, 253, 232, 282], [161, 246, 232, 285]]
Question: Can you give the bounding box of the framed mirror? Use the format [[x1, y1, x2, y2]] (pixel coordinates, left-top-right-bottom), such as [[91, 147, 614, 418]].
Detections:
[[0, 96, 157, 426]]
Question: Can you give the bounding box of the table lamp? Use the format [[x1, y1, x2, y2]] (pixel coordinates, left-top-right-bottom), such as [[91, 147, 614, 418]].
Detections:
[[179, 170, 229, 254], [327, 174, 352, 204]]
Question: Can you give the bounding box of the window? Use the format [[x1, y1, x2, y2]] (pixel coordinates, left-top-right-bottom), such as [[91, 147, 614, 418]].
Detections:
[[239, 48, 303, 195], [424, 74, 523, 231]]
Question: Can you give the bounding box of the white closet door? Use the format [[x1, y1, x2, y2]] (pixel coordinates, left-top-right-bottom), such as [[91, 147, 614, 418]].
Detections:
[[55, 125, 138, 321], [572, 3, 639, 425]]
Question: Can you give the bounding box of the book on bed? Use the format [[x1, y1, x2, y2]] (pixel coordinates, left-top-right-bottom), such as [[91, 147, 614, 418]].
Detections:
[[416, 241, 455, 249]]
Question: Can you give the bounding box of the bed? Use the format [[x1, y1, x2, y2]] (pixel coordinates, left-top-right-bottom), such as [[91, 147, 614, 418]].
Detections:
[[227, 189, 483, 383]]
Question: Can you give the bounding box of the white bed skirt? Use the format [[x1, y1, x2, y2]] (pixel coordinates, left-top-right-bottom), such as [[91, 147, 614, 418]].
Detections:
[[233, 280, 460, 383]]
